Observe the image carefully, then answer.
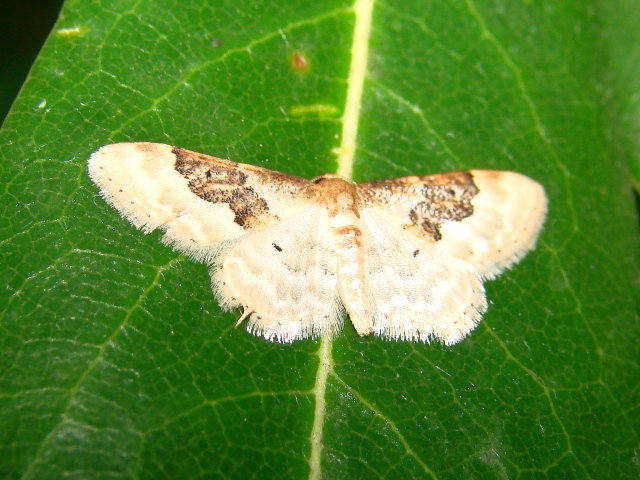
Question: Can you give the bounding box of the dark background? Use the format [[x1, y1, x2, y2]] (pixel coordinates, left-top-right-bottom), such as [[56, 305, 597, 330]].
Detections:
[[0, 0, 65, 124]]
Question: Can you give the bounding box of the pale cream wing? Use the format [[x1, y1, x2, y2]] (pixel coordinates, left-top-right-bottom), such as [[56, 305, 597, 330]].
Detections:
[[357, 170, 547, 279], [360, 210, 487, 345], [88, 142, 313, 261], [212, 206, 342, 342]]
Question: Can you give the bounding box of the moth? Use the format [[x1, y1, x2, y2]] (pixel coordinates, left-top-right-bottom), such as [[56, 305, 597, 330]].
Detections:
[[88, 143, 547, 344]]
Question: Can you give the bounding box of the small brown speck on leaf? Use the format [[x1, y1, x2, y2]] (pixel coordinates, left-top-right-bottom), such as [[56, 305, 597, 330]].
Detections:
[[291, 51, 310, 73]]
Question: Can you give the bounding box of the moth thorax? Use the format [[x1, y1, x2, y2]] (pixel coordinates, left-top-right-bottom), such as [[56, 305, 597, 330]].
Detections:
[[311, 174, 360, 217]]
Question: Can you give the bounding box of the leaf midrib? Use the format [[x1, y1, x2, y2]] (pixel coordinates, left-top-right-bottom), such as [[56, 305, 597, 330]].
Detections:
[[308, 0, 373, 477]]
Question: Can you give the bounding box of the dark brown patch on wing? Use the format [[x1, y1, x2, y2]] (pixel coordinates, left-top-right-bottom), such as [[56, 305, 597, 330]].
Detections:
[[359, 171, 479, 242], [409, 172, 478, 241], [173, 147, 247, 186], [172, 147, 270, 229], [173, 147, 310, 191]]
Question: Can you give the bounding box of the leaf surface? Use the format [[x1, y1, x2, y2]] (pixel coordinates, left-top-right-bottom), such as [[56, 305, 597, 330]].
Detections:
[[1, 0, 638, 478]]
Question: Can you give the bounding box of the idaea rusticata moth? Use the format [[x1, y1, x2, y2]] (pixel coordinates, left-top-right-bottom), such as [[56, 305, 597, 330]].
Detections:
[[89, 143, 547, 344]]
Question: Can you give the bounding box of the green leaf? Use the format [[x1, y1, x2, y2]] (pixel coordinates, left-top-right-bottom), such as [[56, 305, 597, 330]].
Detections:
[[600, 0, 640, 189], [1, 0, 638, 478]]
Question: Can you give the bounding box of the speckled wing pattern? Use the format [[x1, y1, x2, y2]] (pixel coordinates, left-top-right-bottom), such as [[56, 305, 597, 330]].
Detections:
[[357, 171, 547, 343], [89, 143, 547, 344]]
